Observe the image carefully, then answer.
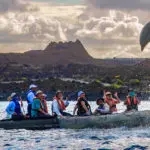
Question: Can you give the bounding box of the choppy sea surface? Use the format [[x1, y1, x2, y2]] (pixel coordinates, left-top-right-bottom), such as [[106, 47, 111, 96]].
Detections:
[[0, 101, 150, 150]]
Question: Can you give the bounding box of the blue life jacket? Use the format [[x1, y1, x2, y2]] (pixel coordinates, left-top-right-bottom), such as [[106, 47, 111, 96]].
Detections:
[[26, 90, 36, 104], [12, 97, 21, 115]]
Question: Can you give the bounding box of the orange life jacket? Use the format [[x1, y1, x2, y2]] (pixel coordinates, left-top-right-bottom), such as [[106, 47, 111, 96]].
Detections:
[[127, 97, 138, 106]]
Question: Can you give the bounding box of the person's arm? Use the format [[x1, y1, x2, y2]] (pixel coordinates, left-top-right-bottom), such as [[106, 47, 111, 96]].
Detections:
[[65, 96, 71, 107], [64, 100, 69, 107], [44, 100, 48, 113], [6, 102, 16, 115], [19, 97, 23, 107], [27, 93, 35, 104], [81, 101, 89, 113], [34, 100, 46, 114], [114, 92, 120, 103], [103, 90, 106, 99], [93, 109, 98, 115], [52, 100, 62, 116], [38, 108, 46, 114], [73, 104, 78, 116]]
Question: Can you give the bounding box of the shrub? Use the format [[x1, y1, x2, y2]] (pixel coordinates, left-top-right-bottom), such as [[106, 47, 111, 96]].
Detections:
[[111, 83, 121, 89], [129, 79, 140, 85]]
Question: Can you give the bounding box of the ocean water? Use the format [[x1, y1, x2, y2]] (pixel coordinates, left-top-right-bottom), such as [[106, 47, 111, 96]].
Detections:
[[0, 101, 150, 150]]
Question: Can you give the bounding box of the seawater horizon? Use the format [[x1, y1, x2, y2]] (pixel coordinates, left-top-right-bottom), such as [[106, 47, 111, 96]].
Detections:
[[0, 101, 150, 150]]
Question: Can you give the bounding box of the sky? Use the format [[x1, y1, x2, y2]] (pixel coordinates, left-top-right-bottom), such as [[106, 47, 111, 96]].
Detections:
[[32, 0, 83, 5], [0, 0, 149, 58]]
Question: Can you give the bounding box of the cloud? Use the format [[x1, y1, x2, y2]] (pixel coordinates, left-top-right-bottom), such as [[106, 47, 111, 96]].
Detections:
[[86, 0, 150, 10], [0, 8, 144, 58], [0, 0, 39, 13], [74, 9, 145, 58], [0, 5, 84, 52], [0, 1, 148, 58], [0, 13, 69, 44], [76, 11, 143, 45]]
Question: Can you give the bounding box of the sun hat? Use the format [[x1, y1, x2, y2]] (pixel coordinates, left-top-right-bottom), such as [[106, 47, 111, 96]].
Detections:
[[129, 88, 133, 91], [78, 91, 85, 97], [56, 90, 62, 94], [128, 88, 134, 92], [36, 90, 43, 96], [42, 94, 47, 98], [105, 92, 112, 95], [29, 84, 37, 89], [10, 93, 17, 98]]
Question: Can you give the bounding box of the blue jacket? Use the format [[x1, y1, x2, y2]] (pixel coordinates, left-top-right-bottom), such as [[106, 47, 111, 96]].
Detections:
[[6, 97, 22, 116], [27, 90, 36, 104]]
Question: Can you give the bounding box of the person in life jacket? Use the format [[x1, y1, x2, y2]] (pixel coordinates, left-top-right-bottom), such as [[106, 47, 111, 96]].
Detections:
[[124, 91, 140, 112], [41, 94, 48, 114], [104, 91, 120, 113], [31, 90, 50, 118], [73, 91, 91, 116], [26, 84, 37, 117], [93, 98, 110, 115], [52, 91, 71, 118], [6, 93, 24, 120]]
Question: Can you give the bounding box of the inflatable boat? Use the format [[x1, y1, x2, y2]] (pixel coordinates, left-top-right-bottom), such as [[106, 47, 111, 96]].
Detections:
[[0, 110, 150, 130]]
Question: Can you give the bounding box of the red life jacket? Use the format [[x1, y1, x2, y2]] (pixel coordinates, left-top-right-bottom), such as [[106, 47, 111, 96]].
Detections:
[[54, 96, 66, 111], [105, 98, 118, 112], [105, 98, 117, 105], [127, 97, 138, 106]]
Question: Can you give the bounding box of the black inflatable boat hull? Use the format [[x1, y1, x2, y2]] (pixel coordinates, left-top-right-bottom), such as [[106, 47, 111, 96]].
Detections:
[[1, 111, 150, 130]]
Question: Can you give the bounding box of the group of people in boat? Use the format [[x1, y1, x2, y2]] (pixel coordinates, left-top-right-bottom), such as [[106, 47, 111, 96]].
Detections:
[[5, 84, 140, 120]]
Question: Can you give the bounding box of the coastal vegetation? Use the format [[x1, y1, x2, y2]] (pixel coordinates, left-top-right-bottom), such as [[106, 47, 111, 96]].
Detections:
[[0, 62, 150, 101]]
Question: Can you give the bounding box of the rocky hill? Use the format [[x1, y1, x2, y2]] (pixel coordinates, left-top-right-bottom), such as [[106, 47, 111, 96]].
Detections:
[[0, 39, 145, 66], [0, 40, 95, 65]]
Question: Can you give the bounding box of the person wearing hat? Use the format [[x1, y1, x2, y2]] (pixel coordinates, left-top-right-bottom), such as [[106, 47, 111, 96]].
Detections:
[[52, 90, 71, 117], [73, 91, 91, 116], [93, 98, 110, 115], [124, 90, 140, 112], [41, 94, 48, 114], [31, 90, 50, 118], [6, 93, 24, 119], [104, 91, 120, 113], [26, 84, 37, 117]]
